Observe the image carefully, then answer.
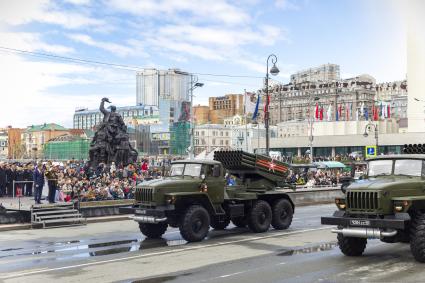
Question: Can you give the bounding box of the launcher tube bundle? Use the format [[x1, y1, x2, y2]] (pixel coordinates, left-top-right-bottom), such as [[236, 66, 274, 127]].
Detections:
[[214, 150, 291, 188]]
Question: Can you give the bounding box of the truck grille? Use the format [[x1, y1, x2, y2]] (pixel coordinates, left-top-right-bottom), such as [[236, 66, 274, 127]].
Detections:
[[135, 187, 154, 202], [347, 191, 379, 210]]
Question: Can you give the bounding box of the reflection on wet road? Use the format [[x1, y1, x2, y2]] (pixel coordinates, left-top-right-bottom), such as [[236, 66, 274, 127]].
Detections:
[[0, 204, 336, 276]]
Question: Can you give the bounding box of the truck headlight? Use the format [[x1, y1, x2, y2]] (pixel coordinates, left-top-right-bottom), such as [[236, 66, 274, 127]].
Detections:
[[394, 200, 410, 212], [335, 198, 346, 210], [165, 196, 176, 205]]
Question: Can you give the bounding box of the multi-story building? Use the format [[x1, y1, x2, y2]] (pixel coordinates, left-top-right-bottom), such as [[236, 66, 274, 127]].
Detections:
[[209, 94, 244, 124], [0, 129, 8, 159], [193, 105, 210, 125], [193, 124, 232, 154], [136, 68, 191, 106], [231, 124, 276, 154], [269, 74, 377, 125], [73, 105, 159, 130], [7, 128, 24, 159], [290, 63, 340, 84], [21, 123, 69, 158]]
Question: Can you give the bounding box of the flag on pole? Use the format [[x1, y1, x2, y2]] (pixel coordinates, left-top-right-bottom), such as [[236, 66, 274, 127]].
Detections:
[[387, 104, 391, 118], [252, 94, 261, 120], [315, 103, 319, 119], [327, 104, 332, 121], [355, 108, 359, 121], [320, 106, 323, 121], [365, 107, 369, 120]]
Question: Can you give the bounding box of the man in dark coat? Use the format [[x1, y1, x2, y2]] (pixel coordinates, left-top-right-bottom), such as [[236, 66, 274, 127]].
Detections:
[[0, 162, 6, 197], [45, 165, 59, 203], [33, 163, 45, 204], [24, 165, 33, 196], [5, 164, 16, 196]]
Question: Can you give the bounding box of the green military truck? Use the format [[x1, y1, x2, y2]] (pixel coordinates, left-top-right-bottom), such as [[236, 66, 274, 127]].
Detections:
[[123, 150, 295, 242], [322, 146, 425, 262]]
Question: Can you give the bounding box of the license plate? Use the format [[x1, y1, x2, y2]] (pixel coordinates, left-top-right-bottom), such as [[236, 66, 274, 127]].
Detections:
[[350, 220, 371, 226], [137, 210, 146, 215]]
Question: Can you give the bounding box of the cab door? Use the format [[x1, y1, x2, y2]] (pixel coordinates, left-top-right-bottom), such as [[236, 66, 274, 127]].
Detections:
[[203, 164, 225, 204]]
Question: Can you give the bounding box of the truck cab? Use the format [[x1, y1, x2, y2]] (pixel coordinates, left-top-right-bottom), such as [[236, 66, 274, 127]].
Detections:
[[321, 153, 425, 262]]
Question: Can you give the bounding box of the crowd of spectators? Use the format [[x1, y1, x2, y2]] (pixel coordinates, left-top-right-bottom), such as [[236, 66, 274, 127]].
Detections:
[[0, 157, 182, 203]]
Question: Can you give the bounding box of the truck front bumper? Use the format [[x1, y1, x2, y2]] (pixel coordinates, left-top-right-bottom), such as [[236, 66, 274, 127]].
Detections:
[[321, 211, 410, 230], [121, 205, 175, 224]]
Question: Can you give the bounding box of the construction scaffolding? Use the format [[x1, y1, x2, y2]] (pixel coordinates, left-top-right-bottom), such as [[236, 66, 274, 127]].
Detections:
[[170, 121, 190, 155], [43, 137, 90, 160]]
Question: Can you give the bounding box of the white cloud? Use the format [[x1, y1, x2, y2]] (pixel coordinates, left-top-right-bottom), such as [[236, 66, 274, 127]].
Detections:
[[64, 0, 91, 5], [0, 0, 105, 29], [0, 53, 135, 128], [275, 0, 300, 10], [68, 33, 139, 57], [107, 0, 249, 26], [0, 32, 74, 54]]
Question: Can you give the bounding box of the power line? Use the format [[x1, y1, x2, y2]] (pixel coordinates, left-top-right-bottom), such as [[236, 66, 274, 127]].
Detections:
[[0, 46, 264, 79]]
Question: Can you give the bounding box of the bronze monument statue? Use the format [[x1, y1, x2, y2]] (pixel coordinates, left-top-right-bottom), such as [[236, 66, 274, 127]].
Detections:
[[89, 97, 138, 167]]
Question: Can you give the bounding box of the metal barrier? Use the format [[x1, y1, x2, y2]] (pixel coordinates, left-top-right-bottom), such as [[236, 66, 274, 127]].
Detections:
[[12, 181, 34, 210]]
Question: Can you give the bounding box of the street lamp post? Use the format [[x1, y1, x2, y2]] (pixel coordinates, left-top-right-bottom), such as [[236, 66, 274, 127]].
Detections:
[[363, 121, 379, 154], [264, 54, 280, 156], [308, 91, 320, 163]]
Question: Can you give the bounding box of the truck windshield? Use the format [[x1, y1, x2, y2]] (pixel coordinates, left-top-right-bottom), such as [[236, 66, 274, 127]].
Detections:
[[170, 164, 184, 176], [394, 159, 422, 177], [169, 163, 202, 177], [184, 164, 202, 177], [368, 160, 392, 176]]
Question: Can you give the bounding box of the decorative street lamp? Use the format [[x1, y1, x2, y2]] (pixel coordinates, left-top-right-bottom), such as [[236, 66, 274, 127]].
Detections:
[[264, 54, 279, 155], [363, 121, 379, 154], [308, 94, 320, 163]]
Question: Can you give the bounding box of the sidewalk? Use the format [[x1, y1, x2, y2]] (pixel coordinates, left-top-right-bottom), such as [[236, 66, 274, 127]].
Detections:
[[0, 214, 132, 232]]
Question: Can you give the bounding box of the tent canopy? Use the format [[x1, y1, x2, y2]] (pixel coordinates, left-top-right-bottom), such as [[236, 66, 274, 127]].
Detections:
[[313, 161, 346, 169]]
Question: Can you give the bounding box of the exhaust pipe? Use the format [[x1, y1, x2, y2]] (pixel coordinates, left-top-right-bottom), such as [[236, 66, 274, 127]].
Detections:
[[332, 227, 397, 239]]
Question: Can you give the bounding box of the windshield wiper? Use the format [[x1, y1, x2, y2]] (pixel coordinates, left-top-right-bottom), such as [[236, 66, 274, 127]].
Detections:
[[371, 173, 391, 177]]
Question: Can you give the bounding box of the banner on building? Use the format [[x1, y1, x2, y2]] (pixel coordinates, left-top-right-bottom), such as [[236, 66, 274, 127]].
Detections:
[[125, 115, 161, 125]]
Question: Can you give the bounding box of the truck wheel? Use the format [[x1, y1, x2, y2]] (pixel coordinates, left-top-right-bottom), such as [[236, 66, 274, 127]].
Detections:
[[337, 234, 367, 256], [247, 200, 272, 233], [211, 217, 230, 230], [271, 198, 293, 230], [139, 223, 167, 238], [179, 205, 210, 242], [410, 211, 425, 262], [232, 217, 247, 228]]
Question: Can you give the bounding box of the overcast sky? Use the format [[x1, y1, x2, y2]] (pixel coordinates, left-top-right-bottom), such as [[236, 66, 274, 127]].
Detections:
[[0, 0, 406, 128]]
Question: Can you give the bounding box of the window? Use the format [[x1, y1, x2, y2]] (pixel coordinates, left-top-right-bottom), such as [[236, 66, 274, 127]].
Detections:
[[394, 160, 422, 177], [368, 160, 392, 177]]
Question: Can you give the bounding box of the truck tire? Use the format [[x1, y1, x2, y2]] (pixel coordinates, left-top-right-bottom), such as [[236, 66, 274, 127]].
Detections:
[[211, 217, 230, 230], [179, 205, 210, 242], [337, 234, 367, 256], [410, 210, 425, 262], [271, 198, 293, 230], [139, 223, 167, 238], [247, 200, 272, 233], [232, 217, 247, 228]]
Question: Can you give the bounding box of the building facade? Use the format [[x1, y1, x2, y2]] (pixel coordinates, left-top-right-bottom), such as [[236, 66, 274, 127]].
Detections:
[[194, 124, 232, 154], [269, 74, 377, 125], [209, 94, 244, 124], [290, 63, 340, 84], [0, 129, 8, 159], [136, 68, 191, 106], [193, 105, 210, 125], [73, 105, 159, 130], [21, 124, 70, 158]]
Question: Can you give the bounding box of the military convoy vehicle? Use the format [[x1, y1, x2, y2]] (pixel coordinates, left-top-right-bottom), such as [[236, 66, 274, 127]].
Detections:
[[124, 150, 295, 242], [322, 144, 425, 262]]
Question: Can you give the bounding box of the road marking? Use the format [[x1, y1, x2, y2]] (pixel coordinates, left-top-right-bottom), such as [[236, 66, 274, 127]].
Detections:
[[219, 271, 245, 278], [1, 227, 332, 279]]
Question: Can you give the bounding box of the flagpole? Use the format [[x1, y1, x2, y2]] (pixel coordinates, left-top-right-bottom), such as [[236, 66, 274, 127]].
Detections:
[[244, 89, 248, 152]]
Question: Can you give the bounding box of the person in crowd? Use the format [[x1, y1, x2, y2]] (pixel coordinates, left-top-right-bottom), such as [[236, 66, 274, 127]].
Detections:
[[0, 162, 6, 197], [33, 163, 45, 204], [5, 164, 15, 196], [24, 164, 33, 196], [45, 164, 59, 203]]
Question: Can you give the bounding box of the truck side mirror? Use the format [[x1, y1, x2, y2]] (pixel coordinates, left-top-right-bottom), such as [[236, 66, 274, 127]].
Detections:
[[212, 165, 221, 177]]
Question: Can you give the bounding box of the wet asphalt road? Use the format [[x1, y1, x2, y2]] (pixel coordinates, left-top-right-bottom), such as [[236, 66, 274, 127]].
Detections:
[[1, 204, 423, 282]]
